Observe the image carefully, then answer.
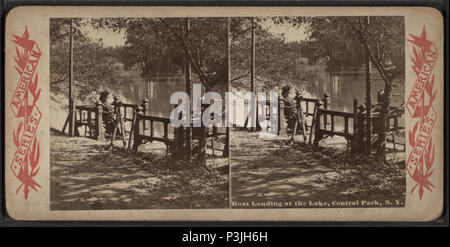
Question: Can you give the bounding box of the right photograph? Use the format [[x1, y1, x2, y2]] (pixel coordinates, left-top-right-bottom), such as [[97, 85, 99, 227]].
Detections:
[[230, 16, 406, 208]]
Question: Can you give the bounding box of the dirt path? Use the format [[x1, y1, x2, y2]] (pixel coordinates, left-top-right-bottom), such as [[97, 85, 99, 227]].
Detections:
[[230, 130, 405, 208], [50, 129, 228, 210]]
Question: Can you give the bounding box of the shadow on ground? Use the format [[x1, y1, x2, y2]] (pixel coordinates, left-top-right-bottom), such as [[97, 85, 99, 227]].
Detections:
[[231, 130, 405, 208], [50, 129, 228, 210]]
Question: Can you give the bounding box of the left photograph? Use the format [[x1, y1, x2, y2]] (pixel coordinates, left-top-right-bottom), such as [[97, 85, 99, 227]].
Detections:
[[49, 17, 230, 210]]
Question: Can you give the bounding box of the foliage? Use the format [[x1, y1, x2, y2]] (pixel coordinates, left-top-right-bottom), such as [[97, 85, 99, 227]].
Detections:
[[90, 17, 310, 93], [230, 18, 309, 92], [276, 16, 405, 159], [93, 18, 184, 75], [275, 16, 405, 79], [50, 18, 129, 103], [91, 17, 230, 91]]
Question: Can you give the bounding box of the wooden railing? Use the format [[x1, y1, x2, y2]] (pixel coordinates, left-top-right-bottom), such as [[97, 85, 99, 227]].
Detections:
[[74, 104, 104, 141], [113, 99, 150, 134], [131, 102, 229, 158], [194, 103, 229, 156], [312, 99, 405, 154], [236, 93, 330, 135], [70, 97, 230, 162], [132, 110, 175, 152], [380, 108, 406, 151], [72, 94, 403, 156], [72, 99, 149, 141], [120, 103, 140, 122], [295, 95, 326, 131], [313, 108, 356, 147], [312, 99, 365, 152], [276, 93, 329, 136], [297, 97, 322, 117]]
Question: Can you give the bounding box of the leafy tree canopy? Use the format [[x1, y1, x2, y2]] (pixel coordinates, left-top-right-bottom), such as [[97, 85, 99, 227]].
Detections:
[[275, 16, 405, 82], [50, 18, 128, 103]]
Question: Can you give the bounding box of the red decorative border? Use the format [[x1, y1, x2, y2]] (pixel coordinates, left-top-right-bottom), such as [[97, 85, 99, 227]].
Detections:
[[406, 26, 437, 199], [10, 27, 42, 199]]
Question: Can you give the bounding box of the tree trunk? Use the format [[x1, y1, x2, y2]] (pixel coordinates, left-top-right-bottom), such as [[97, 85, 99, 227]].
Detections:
[[193, 126, 207, 166], [364, 45, 372, 155], [185, 18, 192, 163], [377, 80, 392, 160], [68, 19, 75, 137]]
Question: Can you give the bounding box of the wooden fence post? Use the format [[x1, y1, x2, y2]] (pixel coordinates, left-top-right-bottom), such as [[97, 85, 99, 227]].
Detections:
[[313, 101, 323, 148], [223, 130, 230, 157], [127, 106, 138, 149], [322, 93, 330, 128], [393, 116, 398, 151], [142, 98, 150, 134], [95, 104, 105, 141], [194, 105, 207, 166], [322, 93, 330, 109], [132, 106, 144, 151], [278, 98, 287, 136], [171, 104, 185, 163], [172, 124, 185, 163], [142, 98, 150, 115], [356, 104, 366, 154], [351, 99, 358, 154]]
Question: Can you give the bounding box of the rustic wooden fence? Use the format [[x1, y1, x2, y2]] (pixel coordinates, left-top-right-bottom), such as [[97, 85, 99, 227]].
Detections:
[[74, 104, 104, 141], [131, 108, 174, 152], [73, 98, 229, 161], [72, 95, 403, 157], [385, 109, 405, 151], [311, 98, 405, 154], [312, 101, 358, 151]]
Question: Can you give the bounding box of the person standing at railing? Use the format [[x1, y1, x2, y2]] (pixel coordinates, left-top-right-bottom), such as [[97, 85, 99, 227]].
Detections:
[[98, 90, 116, 136], [371, 90, 404, 155], [281, 86, 295, 130], [281, 86, 306, 143]]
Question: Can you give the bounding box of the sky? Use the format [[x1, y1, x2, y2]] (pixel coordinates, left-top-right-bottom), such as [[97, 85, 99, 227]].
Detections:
[[80, 24, 126, 47], [81, 18, 309, 47], [262, 20, 309, 43]]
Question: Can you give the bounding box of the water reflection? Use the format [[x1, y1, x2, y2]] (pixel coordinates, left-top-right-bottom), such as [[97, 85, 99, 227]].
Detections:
[[126, 75, 187, 137], [126, 69, 404, 134], [302, 69, 404, 132], [128, 75, 186, 118], [304, 69, 387, 113]]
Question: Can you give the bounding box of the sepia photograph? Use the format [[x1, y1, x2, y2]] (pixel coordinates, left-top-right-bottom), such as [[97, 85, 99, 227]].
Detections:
[[229, 16, 406, 208], [4, 5, 443, 221], [49, 17, 230, 210], [49, 16, 406, 210]]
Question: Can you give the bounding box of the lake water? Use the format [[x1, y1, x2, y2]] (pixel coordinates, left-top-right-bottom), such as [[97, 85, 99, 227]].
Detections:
[[301, 68, 405, 133], [128, 69, 404, 133], [302, 68, 404, 112], [128, 75, 186, 118], [126, 75, 186, 137]]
